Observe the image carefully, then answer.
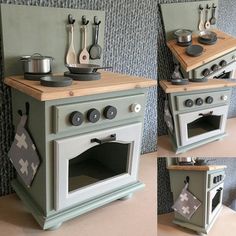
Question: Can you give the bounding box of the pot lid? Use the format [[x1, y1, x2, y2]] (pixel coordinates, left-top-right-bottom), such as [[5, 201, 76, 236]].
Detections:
[[174, 29, 192, 37], [20, 53, 53, 60]]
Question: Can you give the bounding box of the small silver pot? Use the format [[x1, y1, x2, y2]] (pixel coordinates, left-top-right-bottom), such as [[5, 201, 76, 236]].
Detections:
[[20, 53, 54, 74], [174, 29, 192, 43]]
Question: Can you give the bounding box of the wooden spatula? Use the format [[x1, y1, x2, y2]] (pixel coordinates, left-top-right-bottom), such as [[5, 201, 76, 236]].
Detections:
[[79, 26, 89, 64], [66, 24, 77, 65]]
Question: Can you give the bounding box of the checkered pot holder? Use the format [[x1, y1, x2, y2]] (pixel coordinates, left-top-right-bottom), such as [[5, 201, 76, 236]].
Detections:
[[172, 182, 201, 220], [8, 115, 40, 187]]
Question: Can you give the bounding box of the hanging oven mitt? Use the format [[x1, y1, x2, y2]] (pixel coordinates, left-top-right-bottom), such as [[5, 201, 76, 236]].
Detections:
[[172, 182, 201, 220], [8, 114, 40, 187], [164, 100, 174, 134]]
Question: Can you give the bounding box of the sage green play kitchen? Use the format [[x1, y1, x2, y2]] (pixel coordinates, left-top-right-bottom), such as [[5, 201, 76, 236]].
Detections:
[[168, 164, 226, 234], [160, 0, 236, 154], [1, 4, 157, 230]]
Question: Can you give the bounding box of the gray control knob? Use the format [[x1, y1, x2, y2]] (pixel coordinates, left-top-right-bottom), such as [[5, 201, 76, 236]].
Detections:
[[206, 96, 213, 104], [201, 68, 211, 77], [70, 111, 84, 126], [130, 103, 142, 113], [87, 108, 100, 123], [185, 99, 194, 107], [211, 64, 219, 72], [219, 60, 227, 67], [196, 98, 203, 106], [221, 95, 228, 101], [103, 106, 117, 119]]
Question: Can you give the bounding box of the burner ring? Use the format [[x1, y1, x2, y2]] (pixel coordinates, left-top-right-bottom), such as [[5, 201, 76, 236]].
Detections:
[[64, 71, 101, 81]]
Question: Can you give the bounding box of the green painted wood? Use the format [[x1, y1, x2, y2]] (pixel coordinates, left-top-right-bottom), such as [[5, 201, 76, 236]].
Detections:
[[160, 0, 218, 41], [0, 4, 105, 76], [10, 87, 148, 219], [12, 178, 144, 230]]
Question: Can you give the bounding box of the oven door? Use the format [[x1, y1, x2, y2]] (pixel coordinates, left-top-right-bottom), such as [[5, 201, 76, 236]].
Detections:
[[178, 105, 228, 146], [54, 122, 142, 211], [207, 182, 224, 224]]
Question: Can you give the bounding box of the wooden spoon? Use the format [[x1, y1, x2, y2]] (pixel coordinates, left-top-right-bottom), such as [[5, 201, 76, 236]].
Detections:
[[79, 26, 89, 64], [66, 24, 77, 65]]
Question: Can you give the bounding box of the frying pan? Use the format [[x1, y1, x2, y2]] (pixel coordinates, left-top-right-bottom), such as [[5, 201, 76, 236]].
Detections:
[[198, 30, 217, 41], [65, 64, 112, 74]]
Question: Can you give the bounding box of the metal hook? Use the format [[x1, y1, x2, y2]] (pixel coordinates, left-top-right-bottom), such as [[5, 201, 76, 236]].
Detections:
[[199, 4, 203, 10], [206, 4, 211, 10], [94, 16, 101, 25], [184, 176, 190, 184], [212, 3, 217, 9], [68, 14, 75, 25], [82, 15, 89, 25]]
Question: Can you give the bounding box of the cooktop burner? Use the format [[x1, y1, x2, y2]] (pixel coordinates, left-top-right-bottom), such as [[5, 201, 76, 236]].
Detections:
[[64, 71, 101, 81], [189, 78, 208, 82], [24, 72, 52, 81]]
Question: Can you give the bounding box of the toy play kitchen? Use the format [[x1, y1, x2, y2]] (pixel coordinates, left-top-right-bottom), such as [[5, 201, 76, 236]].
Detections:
[[1, 4, 156, 230], [168, 164, 226, 234], [160, 0, 236, 154]]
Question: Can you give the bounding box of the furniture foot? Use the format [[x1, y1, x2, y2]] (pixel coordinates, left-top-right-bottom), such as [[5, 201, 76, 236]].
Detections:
[[119, 193, 133, 200]]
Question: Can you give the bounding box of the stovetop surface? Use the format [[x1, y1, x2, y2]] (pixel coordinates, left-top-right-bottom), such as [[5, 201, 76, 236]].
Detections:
[[167, 29, 236, 72], [4, 71, 157, 101]]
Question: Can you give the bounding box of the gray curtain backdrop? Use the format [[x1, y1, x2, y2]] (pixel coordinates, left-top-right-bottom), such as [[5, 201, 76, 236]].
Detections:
[[0, 0, 157, 196]]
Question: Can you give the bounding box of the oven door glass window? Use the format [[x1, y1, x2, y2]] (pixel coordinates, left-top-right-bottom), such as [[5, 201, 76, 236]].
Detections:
[[178, 106, 228, 146], [68, 142, 129, 192], [54, 122, 142, 211]]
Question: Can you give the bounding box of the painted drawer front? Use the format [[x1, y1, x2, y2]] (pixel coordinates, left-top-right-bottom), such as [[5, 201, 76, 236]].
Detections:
[[178, 105, 228, 146], [54, 122, 142, 211], [175, 89, 231, 112], [53, 94, 145, 134]]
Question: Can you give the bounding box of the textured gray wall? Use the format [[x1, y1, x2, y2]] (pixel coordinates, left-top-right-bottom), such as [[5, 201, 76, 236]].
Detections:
[[158, 158, 236, 214], [0, 1, 157, 196], [158, 0, 236, 135]]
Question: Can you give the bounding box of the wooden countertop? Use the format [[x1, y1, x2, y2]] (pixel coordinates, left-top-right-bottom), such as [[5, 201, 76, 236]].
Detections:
[[158, 206, 236, 236], [4, 72, 157, 101], [0, 152, 157, 236], [157, 117, 236, 157], [167, 29, 236, 72], [159, 79, 236, 93], [167, 165, 226, 171]]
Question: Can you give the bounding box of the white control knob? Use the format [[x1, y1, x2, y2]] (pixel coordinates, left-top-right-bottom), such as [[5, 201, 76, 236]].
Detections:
[[130, 103, 142, 113], [221, 95, 228, 101]]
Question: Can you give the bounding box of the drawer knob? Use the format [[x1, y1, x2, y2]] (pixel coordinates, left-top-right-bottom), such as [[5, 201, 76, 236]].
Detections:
[[206, 96, 213, 104], [103, 106, 117, 119], [87, 108, 100, 123], [130, 103, 141, 113], [221, 95, 228, 101], [70, 111, 84, 126], [185, 99, 194, 107]]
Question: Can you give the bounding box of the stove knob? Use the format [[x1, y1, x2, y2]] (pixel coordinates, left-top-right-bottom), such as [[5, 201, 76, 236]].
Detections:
[[185, 99, 194, 107], [195, 98, 203, 106], [201, 68, 211, 77], [213, 177, 217, 184], [130, 103, 142, 113], [211, 64, 219, 72], [221, 95, 228, 101], [219, 60, 227, 67], [87, 108, 100, 123], [70, 111, 84, 126], [103, 106, 117, 119], [206, 96, 213, 104]]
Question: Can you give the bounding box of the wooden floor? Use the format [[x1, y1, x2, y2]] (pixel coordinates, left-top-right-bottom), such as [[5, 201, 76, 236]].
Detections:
[[157, 117, 236, 157], [158, 205, 236, 236], [0, 152, 157, 236]]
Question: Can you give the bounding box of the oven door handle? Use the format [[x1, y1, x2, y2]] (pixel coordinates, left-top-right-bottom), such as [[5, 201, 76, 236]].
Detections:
[[199, 111, 213, 117], [91, 134, 116, 144], [217, 187, 223, 192]]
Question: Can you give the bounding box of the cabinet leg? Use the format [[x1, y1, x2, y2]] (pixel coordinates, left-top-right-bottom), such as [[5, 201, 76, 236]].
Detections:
[[47, 223, 62, 230]]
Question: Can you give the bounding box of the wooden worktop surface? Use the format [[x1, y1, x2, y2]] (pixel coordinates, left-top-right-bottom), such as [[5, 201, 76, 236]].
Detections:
[[167, 29, 236, 72], [4, 72, 157, 101], [167, 165, 226, 171], [159, 79, 236, 93]]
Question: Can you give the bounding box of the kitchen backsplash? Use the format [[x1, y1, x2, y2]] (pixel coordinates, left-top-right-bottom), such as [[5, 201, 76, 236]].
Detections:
[[0, 0, 157, 196], [158, 157, 236, 214]]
